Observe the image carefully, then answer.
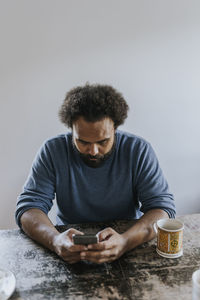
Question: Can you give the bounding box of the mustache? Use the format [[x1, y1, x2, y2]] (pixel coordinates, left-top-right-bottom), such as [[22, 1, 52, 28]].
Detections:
[[81, 154, 102, 160]]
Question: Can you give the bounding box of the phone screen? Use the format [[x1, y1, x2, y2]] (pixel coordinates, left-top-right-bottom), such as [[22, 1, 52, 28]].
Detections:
[[72, 234, 98, 245]]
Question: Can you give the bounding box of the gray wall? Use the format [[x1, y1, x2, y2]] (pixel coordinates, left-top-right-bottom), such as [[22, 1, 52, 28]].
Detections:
[[0, 0, 200, 229]]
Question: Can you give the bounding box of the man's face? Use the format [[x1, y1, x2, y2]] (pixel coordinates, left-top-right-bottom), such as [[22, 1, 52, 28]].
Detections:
[[72, 117, 115, 168]]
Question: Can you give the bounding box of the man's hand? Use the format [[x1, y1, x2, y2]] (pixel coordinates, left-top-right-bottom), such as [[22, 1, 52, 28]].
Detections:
[[80, 227, 127, 264], [79, 209, 169, 264], [53, 228, 88, 264]]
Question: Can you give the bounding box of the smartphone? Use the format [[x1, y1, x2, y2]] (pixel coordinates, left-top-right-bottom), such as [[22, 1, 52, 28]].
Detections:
[[72, 234, 99, 245]]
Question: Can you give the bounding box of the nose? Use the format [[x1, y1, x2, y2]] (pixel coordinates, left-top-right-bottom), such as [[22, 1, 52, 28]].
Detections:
[[88, 144, 99, 156]]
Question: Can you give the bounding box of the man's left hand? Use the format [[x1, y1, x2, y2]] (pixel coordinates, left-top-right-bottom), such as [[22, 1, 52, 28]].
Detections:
[[80, 227, 127, 264]]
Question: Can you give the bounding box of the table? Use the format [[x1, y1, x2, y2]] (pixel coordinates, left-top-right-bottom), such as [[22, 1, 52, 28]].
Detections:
[[0, 214, 200, 300]]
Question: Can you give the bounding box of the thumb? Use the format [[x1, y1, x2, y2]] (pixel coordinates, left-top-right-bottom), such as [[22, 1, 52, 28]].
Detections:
[[97, 227, 114, 242], [65, 228, 84, 239]]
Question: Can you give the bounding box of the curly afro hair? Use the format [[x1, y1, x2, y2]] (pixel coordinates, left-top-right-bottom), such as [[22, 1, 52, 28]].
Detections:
[[58, 83, 129, 128]]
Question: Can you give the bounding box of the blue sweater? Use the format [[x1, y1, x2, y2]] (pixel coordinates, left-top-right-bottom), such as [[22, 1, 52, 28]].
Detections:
[[16, 130, 176, 227]]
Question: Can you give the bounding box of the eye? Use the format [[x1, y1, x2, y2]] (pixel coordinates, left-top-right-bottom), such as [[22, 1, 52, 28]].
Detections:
[[98, 140, 108, 146], [78, 140, 89, 145]]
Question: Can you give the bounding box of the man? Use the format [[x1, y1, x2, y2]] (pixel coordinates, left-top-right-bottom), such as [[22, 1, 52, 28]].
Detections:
[[16, 84, 175, 264]]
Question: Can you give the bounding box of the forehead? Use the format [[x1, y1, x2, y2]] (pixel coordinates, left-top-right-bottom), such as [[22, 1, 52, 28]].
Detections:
[[72, 117, 114, 141]]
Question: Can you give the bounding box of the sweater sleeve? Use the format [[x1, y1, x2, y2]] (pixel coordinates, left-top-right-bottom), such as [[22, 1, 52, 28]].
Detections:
[[134, 142, 176, 218], [15, 142, 56, 228]]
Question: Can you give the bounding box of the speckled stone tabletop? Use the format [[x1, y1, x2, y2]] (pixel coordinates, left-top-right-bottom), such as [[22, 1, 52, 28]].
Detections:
[[0, 214, 200, 300]]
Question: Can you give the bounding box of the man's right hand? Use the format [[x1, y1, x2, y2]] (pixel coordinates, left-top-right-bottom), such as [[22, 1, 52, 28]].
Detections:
[[53, 228, 88, 264], [20, 209, 88, 264]]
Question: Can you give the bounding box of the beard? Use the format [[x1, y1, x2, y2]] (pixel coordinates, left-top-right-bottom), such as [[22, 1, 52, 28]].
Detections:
[[72, 137, 116, 168]]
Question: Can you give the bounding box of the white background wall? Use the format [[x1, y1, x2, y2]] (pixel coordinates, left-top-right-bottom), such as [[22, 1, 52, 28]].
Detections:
[[0, 0, 200, 229]]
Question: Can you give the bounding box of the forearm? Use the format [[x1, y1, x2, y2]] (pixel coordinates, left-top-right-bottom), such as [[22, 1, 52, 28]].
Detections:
[[122, 209, 169, 252], [20, 208, 59, 252]]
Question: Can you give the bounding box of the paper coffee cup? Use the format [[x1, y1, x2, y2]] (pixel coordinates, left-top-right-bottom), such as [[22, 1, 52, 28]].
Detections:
[[154, 218, 184, 258]]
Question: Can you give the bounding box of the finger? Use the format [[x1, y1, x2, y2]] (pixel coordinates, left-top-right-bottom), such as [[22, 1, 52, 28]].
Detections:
[[80, 250, 116, 263], [69, 244, 88, 252], [90, 254, 116, 264], [64, 257, 81, 264], [59, 240, 88, 252], [60, 228, 86, 251], [62, 252, 81, 262], [87, 241, 113, 251], [68, 260, 80, 264], [94, 256, 115, 264], [97, 227, 115, 242], [80, 249, 113, 261], [66, 228, 84, 238], [57, 238, 87, 252], [58, 241, 87, 257]]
